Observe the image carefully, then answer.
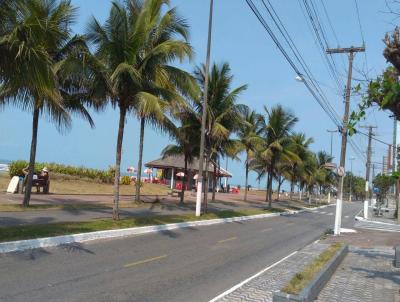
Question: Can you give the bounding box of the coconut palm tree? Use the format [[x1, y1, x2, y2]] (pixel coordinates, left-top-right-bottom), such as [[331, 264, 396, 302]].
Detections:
[[161, 110, 200, 204], [258, 105, 299, 208], [0, 0, 95, 206], [87, 0, 196, 218], [193, 62, 247, 203], [133, 0, 198, 204], [235, 106, 263, 201], [286, 133, 314, 199]]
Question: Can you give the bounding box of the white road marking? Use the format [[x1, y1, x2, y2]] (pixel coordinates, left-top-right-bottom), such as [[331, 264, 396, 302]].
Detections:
[[327, 213, 333, 216], [208, 251, 298, 302], [344, 215, 349, 218]]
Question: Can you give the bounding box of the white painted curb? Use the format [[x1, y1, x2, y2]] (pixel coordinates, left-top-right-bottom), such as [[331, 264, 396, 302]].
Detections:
[[0, 204, 335, 254], [0, 212, 282, 254]]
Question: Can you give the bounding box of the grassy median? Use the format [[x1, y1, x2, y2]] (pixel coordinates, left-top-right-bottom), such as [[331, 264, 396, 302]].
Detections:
[[0, 208, 282, 243], [282, 242, 343, 295]]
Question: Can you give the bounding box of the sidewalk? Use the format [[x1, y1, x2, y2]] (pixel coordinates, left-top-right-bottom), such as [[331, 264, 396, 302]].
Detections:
[[316, 246, 400, 302], [211, 228, 400, 302], [0, 192, 326, 227], [213, 242, 329, 302]]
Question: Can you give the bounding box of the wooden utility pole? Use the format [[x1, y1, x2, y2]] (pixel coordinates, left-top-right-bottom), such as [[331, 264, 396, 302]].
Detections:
[[327, 46, 365, 235]]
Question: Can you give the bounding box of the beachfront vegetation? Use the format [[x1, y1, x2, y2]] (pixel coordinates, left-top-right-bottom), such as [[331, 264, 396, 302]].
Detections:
[[1, 0, 336, 217], [86, 0, 197, 219], [0, 0, 96, 207], [9, 160, 115, 183]]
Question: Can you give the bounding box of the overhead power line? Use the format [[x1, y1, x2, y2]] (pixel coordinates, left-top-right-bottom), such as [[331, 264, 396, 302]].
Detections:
[[245, 0, 342, 128]]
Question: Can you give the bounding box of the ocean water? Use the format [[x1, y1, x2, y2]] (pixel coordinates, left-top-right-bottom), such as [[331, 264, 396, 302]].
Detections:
[[0, 159, 10, 173]]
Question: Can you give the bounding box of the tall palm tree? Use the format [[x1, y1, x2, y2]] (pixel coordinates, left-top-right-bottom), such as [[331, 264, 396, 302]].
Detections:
[[133, 0, 197, 203], [315, 151, 334, 195], [194, 62, 247, 203], [161, 109, 200, 204], [235, 106, 263, 201], [286, 133, 314, 199], [258, 105, 299, 208], [0, 0, 94, 206], [87, 0, 195, 218]]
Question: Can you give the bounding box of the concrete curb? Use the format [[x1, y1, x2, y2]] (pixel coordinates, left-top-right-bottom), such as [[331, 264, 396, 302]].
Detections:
[[0, 204, 335, 254], [0, 212, 280, 254], [273, 245, 349, 302]]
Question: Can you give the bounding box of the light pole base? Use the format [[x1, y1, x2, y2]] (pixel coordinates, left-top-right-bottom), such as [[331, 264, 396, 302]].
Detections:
[[334, 199, 342, 235], [195, 181, 202, 217], [363, 200, 368, 219]]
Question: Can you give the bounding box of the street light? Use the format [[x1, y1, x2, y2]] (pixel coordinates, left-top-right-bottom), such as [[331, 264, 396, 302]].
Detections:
[[196, 0, 214, 217]]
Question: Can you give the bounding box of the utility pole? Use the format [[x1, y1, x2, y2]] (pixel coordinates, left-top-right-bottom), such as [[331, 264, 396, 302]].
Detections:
[[327, 129, 338, 158], [327, 46, 365, 235], [360, 125, 376, 219], [196, 0, 214, 217], [349, 157, 355, 202]]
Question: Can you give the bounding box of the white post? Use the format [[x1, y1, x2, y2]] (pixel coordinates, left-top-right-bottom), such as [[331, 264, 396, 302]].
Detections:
[[170, 168, 175, 190], [196, 181, 202, 216], [328, 191, 331, 204], [364, 180, 369, 219], [334, 198, 342, 235]]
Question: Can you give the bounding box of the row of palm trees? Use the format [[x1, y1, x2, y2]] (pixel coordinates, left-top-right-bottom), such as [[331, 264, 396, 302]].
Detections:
[[0, 0, 335, 219]]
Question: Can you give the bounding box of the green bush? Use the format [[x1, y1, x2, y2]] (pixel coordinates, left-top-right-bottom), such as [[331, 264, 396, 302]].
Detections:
[[8, 160, 115, 183], [121, 175, 131, 185]]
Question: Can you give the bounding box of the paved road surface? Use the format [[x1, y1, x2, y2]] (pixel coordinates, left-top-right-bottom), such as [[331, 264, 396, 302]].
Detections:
[[0, 202, 361, 302]]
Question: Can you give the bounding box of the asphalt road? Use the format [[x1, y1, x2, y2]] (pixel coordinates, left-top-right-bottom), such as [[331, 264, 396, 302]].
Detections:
[[0, 202, 361, 302]]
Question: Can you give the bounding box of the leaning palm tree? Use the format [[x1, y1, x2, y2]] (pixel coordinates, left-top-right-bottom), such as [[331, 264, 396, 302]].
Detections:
[[235, 106, 263, 201], [0, 0, 94, 206], [194, 62, 247, 203], [87, 0, 195, 218], [258, 105, 299, 208]]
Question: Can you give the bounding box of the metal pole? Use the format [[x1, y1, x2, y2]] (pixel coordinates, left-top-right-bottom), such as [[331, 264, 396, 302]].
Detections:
[[327, 129, 337, 158], [196, 0, 214, 217], [349, 157, 355, 202]]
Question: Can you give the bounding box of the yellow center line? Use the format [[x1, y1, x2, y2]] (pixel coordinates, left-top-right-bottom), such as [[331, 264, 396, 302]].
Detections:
[[124, 254, 167, 268], [217, 236, 237, 244]]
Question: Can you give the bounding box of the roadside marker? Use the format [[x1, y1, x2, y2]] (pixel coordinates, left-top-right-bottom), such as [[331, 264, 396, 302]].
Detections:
[[124, 255, 167, 268], [208, 251, 298, 302]]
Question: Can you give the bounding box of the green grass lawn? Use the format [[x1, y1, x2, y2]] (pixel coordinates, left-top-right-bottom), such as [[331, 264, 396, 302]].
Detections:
[[282, 243, 343, 295], [0, 208, 281, 243]]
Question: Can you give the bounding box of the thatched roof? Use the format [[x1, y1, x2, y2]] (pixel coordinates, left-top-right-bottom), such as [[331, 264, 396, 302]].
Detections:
[[145, 155, 232, 177]]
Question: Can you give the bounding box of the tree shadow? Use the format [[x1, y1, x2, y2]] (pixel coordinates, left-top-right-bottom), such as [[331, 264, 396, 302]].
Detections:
[[59, 242, 95, 254], [350, 267, 400, 285]]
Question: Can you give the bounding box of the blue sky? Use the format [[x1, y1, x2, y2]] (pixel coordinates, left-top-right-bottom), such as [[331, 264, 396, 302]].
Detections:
[[0, 0, 396, 187]]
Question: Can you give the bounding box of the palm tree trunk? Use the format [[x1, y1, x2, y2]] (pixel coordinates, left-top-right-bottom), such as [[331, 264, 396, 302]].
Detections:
[[180, 154, 188, 205], [267, 167, 273, 209], [203, 154, 209, 213], [23, 106, 40, 207], [113, 106, 126, 220], [244, 153, 249, 202], [135, 117, 145, 203], [212, 158, 217, 202], [290, 180, 294, 200], [277, 174, 282, 201]]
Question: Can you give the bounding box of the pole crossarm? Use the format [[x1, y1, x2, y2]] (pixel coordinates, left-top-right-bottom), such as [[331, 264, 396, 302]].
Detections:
[[326, 46, 366, 54]]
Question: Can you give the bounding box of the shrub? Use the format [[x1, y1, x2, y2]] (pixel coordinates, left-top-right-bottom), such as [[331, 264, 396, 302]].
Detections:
[[121, 176, 131, 185], [8, 160, 115, 183]]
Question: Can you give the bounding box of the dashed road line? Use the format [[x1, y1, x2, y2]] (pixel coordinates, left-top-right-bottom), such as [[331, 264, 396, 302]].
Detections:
[[217, 236, 237, 244], [261, 228, 272, 232], [124, 255, 167, 268]]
